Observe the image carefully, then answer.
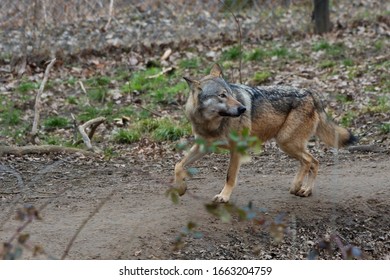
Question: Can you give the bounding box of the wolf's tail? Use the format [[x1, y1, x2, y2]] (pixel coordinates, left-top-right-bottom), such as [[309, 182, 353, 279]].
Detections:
[[312, 92, 358, 148]]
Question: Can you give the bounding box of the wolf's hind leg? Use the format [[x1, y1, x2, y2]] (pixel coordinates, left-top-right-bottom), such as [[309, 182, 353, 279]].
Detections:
[[174, 144, 206, 195], [277, 141, 316, 197]]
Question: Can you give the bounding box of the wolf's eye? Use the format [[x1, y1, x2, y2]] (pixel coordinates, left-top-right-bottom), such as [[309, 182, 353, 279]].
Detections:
[[219, 93, 227, 98]]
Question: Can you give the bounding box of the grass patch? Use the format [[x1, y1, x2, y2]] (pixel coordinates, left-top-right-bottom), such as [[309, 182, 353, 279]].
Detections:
[[44, 135, 63, 145], [269, 47, 289, 57], [88, 88, 106, 103], [43, 116, 69, 129], [121, 67, 186, 105], [245, 49, 267, 61], [251, 71, 271, 84], [342, 58, 354, 67], [336, 94, 352, 104], [319, 60, 336, 69], [114, 129, 141, 144], [340, 111, 356, 127], [221, 46, 241, 61], [17, 81, 39, 94], [78, 105, 114, 122], [121, 67, 164, 93], [380, 123, 390, 134], [151, 81, 187, 104], [367, 95, 390, 113], [66, 96, 78, 105], [312, 40, 345, 58], [374, 39, 384, 51], [179, 58, 200, 69], [0, 105, 21, 126], [84, 76, 112, 103], [152, 118, 191, 141], [114, 117, 191, 143]]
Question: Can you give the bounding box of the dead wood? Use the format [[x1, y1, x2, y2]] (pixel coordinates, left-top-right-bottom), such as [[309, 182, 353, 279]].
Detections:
[[30, 58, 56, 144], [347, 145, 386, 153], [0, 145, 97, 157], [77, 117, 106, 152]]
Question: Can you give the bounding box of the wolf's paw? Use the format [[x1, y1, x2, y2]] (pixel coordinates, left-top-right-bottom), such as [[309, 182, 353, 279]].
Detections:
[[212, 194, 229, 203], [174, 181, 187, 196], [296, 187, 312, 197], [289, 185, 302, 195]]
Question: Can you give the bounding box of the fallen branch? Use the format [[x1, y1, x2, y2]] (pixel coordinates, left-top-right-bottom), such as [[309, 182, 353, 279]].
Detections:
[[0, 145, 97, 157], [347, 145, 386, 153], [31, 58, 56, 144], [77, 117, 106, 152]]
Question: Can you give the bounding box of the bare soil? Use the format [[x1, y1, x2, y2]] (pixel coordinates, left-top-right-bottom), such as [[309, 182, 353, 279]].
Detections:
[[1, 146, 389, 260]]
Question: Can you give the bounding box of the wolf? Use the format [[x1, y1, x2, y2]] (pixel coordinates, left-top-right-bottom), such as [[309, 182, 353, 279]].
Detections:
[[174, 64, 357, 203]]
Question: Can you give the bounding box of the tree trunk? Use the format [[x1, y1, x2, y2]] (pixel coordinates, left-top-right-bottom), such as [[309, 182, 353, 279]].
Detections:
[[312, 0, 331, 34]]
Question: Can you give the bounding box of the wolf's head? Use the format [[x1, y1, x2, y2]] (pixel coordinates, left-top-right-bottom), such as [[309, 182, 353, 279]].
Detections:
[[183, 64, 246, 120]]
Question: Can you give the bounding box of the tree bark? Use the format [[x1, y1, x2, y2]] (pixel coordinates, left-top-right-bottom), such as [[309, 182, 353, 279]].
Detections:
[[312, 0, 331, 34]]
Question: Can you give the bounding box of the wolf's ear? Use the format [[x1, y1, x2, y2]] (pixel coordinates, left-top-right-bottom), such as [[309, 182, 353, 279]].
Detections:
[[210, 63, 223, 78], [183, 77, 200, 89]]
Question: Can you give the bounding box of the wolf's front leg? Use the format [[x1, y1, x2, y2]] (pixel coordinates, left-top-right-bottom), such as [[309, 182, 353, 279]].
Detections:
[[174, 144, 206, 196], [213, 150, 241, 203]]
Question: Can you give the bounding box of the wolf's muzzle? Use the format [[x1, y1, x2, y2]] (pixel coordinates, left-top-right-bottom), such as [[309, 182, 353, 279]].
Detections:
[[237, 106, 246, 115]]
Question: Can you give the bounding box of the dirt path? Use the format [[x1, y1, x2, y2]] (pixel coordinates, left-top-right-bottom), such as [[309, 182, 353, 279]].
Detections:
[[1, 148, 389, 259]]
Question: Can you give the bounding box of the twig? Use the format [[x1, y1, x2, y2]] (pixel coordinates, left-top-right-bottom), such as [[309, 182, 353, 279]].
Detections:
[[135, 104, 163, 117], [103, 0, 114, 31], [31, 58, 56, 143], [78, 80, 87, 95], [70, 113, 78, 143], [147, 67, 174, 79], [61, 190, 116, 260], [219, 0, 243, 83], [77, 117, 106, 152]]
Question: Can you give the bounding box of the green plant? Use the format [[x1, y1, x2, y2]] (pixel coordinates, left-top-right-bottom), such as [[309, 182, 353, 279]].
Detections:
[[121, 67, 164, 93], [269, 47, 289, 57], [251, 71, 271, 84], [179, 58, 200, 69], [43, 116, 69, 129], [0, 106, 21, 126], [85, 76, 111, 87], [114, 129, 141, 144], [374, 39, 384, 51], [88, 88, 106, 103], [342, 58, 354, 67], [17, 81, 39, 94], [340, 111, 356, 127], [380, 123, 390, 134], [151, 81, 187, 104], [312, 40, 345, 57], [152, 118, 191, 141], [245, 48, 266, 61], [78, 105, 114, 122], [45, 135, 63, 145], [66, 96, 78, 105], [221, 46, 241, 61], [319, 60, 336, 69], [335, 94, 352, 104]]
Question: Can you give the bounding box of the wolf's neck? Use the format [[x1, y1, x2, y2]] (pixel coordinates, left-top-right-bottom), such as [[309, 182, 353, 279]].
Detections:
[[191, 113, 229, 140]]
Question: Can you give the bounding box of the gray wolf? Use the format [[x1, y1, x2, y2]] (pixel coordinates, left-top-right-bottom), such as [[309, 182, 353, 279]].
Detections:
[[175, 64, 357, 203]]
